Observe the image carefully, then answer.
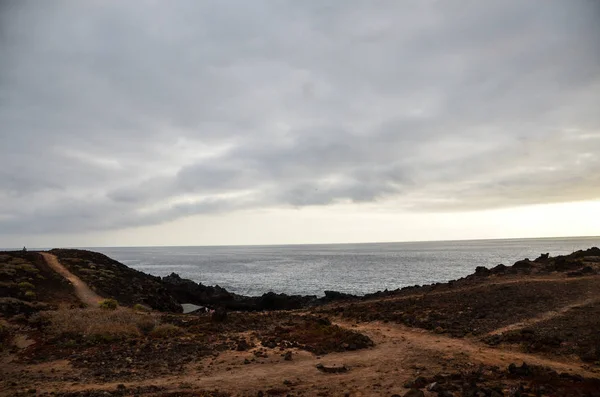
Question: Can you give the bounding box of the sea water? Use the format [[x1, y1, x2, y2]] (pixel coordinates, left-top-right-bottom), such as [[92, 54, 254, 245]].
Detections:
[[93, 236, 599, 297]]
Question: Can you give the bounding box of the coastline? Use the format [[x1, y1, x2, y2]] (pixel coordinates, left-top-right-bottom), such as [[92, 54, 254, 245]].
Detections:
[[1, 247, 600, 396], [91, 235, 600, 298]]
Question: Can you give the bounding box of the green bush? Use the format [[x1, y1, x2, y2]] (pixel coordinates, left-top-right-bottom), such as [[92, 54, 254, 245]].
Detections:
[[99, 298, 118, 310], [16, 264, 39, 273], [18, 282, 35, 290], [24, 290, 36, 300], [133, 303, 151, 312]]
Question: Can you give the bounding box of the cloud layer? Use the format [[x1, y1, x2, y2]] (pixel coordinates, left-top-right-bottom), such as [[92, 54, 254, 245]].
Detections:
[[1, 0, 599, 234]]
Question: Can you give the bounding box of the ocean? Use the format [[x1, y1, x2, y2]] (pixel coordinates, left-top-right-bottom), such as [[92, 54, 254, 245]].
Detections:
[[93, 236, 599, 297]]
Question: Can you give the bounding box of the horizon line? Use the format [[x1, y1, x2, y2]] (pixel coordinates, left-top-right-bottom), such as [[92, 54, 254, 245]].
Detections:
[[5, 233, 598, 251]]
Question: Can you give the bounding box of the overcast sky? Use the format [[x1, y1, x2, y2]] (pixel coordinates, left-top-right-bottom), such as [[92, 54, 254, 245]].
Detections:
[[1, 0, 599, 248]]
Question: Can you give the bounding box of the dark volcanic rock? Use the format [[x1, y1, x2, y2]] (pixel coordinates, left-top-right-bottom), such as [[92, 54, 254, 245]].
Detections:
[[535, 253, 550, 262], [258, 291, 317, 310], [163, 273, 319, 311], [490, 264, 508, 273], [474, 266, 491, 276], [512, 259, 534, 272], [162, 272, 233, 306], [322, 290, 358, 302], [508, 362, 531, 377]]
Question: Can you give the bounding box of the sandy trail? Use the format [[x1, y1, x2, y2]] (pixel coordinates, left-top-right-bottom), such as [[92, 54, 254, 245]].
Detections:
[[40, 252, 102, 306]]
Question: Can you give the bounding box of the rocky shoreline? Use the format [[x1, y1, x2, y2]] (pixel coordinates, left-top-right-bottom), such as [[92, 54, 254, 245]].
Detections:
[[44, 247, 600, 314]]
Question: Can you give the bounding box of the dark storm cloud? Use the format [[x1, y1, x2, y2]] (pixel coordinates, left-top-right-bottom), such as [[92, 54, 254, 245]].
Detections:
[[1, 0, 599, 233]]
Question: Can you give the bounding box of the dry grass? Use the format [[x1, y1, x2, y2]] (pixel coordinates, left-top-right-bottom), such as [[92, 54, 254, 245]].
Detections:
[[43, 307, 160, 341]]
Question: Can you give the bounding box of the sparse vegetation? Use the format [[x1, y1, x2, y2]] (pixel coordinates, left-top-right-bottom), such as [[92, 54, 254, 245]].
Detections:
[[136, 316, 157, 335], [259, 316, 374, 355], [0, 252, 78, 306], [99, 298, 118, 310], [149, 323, 185, 338], [133, 303, 151, 312], [18, 281, 35, 290], [42, 307, 155, 342], [0, 320, 13, 348]]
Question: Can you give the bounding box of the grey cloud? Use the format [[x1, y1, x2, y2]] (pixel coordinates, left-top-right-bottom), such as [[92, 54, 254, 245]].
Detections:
[[1, 0, 599, 234]]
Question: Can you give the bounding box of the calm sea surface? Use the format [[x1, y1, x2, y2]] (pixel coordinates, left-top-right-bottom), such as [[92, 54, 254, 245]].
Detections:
[[92, 237, 599, 297]]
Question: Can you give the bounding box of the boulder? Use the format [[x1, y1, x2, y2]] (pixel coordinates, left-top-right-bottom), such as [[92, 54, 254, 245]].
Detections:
[[513, 260, 533, 271], [474, 266, 491, 276], [321, 290, 357, 302], [490, 264, 507, 274]]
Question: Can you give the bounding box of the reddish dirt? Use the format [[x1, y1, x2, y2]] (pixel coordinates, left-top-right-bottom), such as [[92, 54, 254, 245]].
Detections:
[[3, 316, 599, 396]]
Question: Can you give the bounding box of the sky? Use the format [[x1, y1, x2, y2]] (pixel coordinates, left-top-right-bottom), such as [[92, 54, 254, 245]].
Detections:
[[1, 0, 599, 248]]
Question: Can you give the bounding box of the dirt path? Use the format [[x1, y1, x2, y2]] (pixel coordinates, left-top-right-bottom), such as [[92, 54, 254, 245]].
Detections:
[[26, 318, 597, 396], [336, 319, 592, 374], [40, 252, 102, 306], [487, 296, 600, 336]]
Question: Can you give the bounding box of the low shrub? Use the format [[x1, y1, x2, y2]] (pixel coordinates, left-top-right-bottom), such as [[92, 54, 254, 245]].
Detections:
[[24, 290, 36, 300], [16, 264, 39, 273], [133, 303, 151, 312], [99, 298, 118, 310], [18, 282, 35, 290], [149, 323, 185, 339], [136, 316, 157, 335]]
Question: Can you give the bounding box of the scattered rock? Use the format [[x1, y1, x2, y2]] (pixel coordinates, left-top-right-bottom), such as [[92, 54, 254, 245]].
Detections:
[[236, 339, 250, 351], [508, 362, 531, 377]]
